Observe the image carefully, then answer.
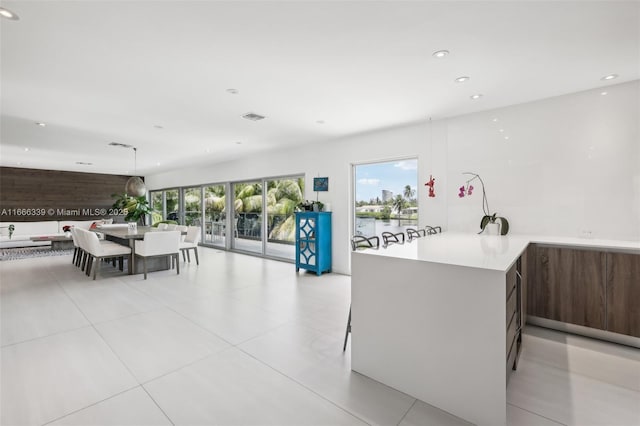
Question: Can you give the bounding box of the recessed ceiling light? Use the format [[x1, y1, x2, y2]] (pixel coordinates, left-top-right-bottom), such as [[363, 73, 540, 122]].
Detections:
[[432, 50, 449, 59], [235, 141, 242, 145], [470, 94, 483, 100], [156, 162, 161, 166], [24, 148, 30, 152], [601, 91, 608, 96], [492, 118, 499, 122], [227, 88, 239, 94], [316, 120, 325, 124], [205, 148, 211, 153], [504, 136, 510, 140], [17, 162, 22, 165], [499, 129, 504, 133], [0, 7, 19, 20], [35, 122, 46, 127], [455, 76, 470, 83], [601, 74, 618, 81]]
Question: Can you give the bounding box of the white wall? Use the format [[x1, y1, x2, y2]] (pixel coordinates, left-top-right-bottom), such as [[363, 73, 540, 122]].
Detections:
[[446, 80, 639, 241], [146, 80, 639, 273]]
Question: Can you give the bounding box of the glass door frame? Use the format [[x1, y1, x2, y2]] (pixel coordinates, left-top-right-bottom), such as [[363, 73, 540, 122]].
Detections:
[[229, 179, 265, 256], [229, 173, 303, 261]]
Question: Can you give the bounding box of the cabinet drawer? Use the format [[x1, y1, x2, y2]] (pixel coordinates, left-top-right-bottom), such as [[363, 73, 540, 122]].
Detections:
[[506, 337, 518, 383], [506, 288, 517, 324], [506, 309, 517, 354], [506, 263, 517, 299]]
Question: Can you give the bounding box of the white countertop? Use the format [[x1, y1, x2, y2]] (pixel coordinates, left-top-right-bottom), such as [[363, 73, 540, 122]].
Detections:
[[354, 232, 640, 272], [524, 235, 640, 252], [355, 233, 530, 272]]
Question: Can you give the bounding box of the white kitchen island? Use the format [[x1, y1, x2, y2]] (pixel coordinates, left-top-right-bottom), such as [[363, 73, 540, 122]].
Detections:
[[350, 233, 530, 426]]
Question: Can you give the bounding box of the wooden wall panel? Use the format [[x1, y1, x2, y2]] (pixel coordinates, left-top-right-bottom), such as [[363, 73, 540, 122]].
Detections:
[[0, 167, 138, 222]]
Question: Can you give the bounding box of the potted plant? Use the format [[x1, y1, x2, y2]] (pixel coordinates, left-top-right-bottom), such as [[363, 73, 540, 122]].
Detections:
[[111, 193, 152, 225], [1, 224, 16, 239], [459, 172, 509, 235]]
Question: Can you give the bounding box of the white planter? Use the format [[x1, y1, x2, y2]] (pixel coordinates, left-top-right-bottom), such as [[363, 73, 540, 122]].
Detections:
[[485, 222, 501, 235]]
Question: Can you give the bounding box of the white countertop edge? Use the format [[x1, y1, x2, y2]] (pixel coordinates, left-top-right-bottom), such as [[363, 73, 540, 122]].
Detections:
[[352, 232, 639, 273], [518, 234, 640, 252]]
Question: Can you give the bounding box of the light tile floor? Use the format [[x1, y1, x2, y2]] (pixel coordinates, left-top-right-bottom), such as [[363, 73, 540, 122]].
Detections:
[[1, 248, 639, 426]]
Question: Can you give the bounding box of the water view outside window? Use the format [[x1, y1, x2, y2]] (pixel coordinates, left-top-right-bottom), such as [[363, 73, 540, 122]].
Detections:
[[354, 159, 418, 237]]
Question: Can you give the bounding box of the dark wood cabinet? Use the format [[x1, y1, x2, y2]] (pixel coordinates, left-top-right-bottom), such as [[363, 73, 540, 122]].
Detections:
[[529, 246, 606, 330], [506, 257, 524, 383], [606, 252, 640, 337]]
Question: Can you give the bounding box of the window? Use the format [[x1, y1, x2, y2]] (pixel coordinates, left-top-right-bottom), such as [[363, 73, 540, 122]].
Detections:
[[353, 158, 418, 238]]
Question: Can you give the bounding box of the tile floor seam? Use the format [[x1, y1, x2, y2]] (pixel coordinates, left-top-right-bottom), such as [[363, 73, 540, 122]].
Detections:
[[395, 398, 417, 426], [236, 345, 376, 426], [518, 356, 640, 395], [119, 279, 176, 305], [0, 323, 93, 349], [163, 304, 239, 346], [85, 304, 167, 327], [56, 276, 154, 417], [138, 348, 230, 386], [519, 355, 640, 393], [140, 383, 177, 426], [506, 403, 568, 426], [230, 320, 295, 347], [39, 384, 141, 426]]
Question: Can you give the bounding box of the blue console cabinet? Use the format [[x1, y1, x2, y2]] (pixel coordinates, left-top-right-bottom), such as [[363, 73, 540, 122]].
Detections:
[[295, 212, 332, 276]]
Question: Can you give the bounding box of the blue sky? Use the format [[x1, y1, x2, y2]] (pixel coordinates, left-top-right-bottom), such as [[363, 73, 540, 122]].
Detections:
[[355, 159, 417, 202]]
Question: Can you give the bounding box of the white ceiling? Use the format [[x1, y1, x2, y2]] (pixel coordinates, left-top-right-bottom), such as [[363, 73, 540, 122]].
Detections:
[[1, 1, 638, 176]]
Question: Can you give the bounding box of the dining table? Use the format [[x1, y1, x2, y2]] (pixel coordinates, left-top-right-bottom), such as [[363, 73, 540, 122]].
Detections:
[[93, 225, 185, 275]]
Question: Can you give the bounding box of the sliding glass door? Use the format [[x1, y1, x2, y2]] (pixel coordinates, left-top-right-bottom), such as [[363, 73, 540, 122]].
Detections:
[[151, 175, 303, 261], [183, 187, 202, 226], [232, 181, 263, 254], [265, 177, 303, 260], [203, 183, 226, 247]]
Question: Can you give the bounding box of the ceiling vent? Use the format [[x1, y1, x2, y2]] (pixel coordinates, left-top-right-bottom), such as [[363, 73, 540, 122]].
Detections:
[[242, 112, 266, 121], [75, 161, 93, 165], [108, 142, 134, 148]]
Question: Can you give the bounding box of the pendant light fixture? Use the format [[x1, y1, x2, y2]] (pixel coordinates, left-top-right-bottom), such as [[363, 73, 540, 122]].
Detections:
[[125, 147, 147, 197]]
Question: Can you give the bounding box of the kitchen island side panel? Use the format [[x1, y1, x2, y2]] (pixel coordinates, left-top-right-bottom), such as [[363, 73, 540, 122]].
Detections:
[[351, 252, 507, 426]]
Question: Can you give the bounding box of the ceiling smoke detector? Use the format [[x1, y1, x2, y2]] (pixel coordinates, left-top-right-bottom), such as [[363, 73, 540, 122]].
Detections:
[[242, 112, 266, 121], [108, 142, 134, 148]]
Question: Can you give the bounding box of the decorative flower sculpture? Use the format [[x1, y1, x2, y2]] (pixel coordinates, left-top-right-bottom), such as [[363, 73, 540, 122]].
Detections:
[[425, 175, 436, 198], [459, 172, 509, 235]]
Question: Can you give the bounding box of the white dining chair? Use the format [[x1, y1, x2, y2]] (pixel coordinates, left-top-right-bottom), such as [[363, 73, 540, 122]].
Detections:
[[180, 226, 201, 264], [134, 230, 181, 279], [77, 229, 132, 280], [175, 225, 188, 242]]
